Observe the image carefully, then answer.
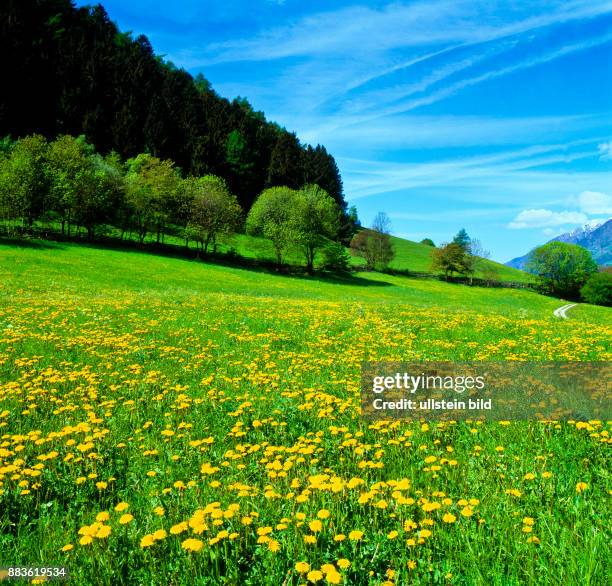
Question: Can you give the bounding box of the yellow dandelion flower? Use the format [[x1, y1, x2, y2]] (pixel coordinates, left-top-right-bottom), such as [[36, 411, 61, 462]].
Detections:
[[307, 570, 324, 583], [309, 520, 323, 532], [182, 538, 204, 552]]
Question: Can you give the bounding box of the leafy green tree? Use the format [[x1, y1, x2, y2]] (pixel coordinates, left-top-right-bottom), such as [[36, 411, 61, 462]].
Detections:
[[125, 154, 180, 244], [420, 238, 435, 247], [527, 241, 598, 298], [581, 272, 612, 306], [46, 135, 97, 236], [431, 242, 472, 279], [0, 134, 48, 230], [320, 241, 351, 272], [292, 184, 340, 273], [350, 229, 394, 271], [186, 175, 242, 255], [246, 186, 297, 268]]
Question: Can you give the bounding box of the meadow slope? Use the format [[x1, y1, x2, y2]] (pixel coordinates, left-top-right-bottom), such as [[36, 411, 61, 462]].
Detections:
[[0, 241, 610, 585]]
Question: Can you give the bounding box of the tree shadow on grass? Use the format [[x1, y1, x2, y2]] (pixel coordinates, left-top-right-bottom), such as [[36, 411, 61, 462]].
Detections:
[[0, 237, 64, 250], [4, 233, 393, 288]]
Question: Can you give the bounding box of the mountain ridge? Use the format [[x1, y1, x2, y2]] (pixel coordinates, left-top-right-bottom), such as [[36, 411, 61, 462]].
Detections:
[[506, 219, 612, 269]]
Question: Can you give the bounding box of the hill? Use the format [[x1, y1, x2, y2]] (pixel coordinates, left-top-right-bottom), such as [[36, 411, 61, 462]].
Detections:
[[506, 219, 612, 269], [212, 232, 532, 283], [0, 0, 344, 213]]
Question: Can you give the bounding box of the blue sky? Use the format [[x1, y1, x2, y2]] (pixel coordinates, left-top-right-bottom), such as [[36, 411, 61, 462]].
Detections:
[[77, 0, 612, 261]]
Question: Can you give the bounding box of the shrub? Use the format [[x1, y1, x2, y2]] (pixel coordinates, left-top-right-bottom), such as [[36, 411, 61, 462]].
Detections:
[[581, 272, 612, 306]]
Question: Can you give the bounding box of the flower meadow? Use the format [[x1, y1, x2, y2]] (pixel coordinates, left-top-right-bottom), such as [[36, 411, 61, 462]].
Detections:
[[0, 243, 610, 585]]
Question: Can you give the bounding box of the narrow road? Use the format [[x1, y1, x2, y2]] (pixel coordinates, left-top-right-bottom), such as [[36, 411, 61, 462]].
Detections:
[[553, 303, 577, 319]]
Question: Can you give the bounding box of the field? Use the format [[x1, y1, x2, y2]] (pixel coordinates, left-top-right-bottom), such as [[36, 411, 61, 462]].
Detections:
[[0, 240, 610, 585]]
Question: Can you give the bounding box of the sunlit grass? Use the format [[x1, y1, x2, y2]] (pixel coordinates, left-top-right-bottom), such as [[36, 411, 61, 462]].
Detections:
[[0, 241, 609, 585]]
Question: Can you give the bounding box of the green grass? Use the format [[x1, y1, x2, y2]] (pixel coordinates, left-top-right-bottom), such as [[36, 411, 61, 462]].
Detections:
[[0, 240, 610, 585], [15, 218, 532, 284]]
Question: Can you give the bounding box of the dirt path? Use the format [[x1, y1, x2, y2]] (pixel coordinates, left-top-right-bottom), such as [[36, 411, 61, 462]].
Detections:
[[553, 303, 577, 319]]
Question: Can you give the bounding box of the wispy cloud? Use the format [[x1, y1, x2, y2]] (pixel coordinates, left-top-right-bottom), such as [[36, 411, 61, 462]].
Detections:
[[202, 0, 612, 64]]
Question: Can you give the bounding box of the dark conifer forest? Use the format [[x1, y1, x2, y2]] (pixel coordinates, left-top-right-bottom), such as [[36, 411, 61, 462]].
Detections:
[[0, 0, 345, 214]]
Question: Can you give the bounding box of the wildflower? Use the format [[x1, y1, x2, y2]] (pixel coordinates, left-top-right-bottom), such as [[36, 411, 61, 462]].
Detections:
[[119, 514, 134, 525], [307, 570, 324, 583], [576, 482, 589, 493], [140, 534, 155, 548], [295, 562, 310, 574], [442, 513, 456, 523], [115, 502, 129, 512], [182, 538, 204, 552], [460, 506, 473, 517], [337, 559, 350, 569], [348, 530, 363, 541], [170, 522, 188, 534], [309, 520, 323, 532]]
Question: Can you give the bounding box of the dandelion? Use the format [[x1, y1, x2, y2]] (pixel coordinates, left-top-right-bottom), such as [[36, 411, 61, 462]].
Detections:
[[337, 559, 350, 569], [348, 530, 363, 541], [170, 522, 188, 534], [442, 513, 456, 523], [576, 482, 589, 493], [140, 534, 155, 548], [115, 502, 129, 512], [61, 544, 73, 552], [119, 514, 134, 525], [309, 519, 323, 532], [307, 570, 324, 583], [295, 562, 310, 574], [460, 506, 473, 517], [181, 538, 204, 552]]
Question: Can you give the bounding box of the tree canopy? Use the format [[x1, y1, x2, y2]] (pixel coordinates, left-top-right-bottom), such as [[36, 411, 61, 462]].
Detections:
[[0, 0, 346, 217], [527, 241, 598, 298]]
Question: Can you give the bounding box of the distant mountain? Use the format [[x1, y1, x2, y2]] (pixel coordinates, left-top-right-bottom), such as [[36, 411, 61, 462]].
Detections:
[[506, 219, 612, 269]]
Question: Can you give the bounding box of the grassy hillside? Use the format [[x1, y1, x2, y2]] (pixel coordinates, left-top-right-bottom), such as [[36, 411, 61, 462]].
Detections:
[[386, 236, 533, 283], [0, 240, 609, 585], [185, 231, 532, 283]]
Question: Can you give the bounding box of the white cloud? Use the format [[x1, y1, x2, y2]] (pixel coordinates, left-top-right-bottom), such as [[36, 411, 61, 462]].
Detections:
[[598, 141, 612, 160], [577, 190, 612, 214], [507, 209, 588, 229]]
